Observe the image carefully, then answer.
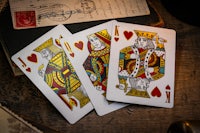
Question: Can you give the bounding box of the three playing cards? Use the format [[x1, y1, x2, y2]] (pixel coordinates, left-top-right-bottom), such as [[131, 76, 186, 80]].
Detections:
[[11, 20, 176, 124]]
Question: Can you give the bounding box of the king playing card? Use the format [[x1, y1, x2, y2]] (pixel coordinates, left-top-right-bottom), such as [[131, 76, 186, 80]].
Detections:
[[106, 21, 176, 108]]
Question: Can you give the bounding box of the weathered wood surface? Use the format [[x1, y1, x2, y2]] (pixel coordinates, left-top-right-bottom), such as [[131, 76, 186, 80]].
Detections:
[[0, 0, 200, 133]]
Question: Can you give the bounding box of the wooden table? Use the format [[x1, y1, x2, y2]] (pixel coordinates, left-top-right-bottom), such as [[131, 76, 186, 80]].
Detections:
[[0, 0, 200, 132]]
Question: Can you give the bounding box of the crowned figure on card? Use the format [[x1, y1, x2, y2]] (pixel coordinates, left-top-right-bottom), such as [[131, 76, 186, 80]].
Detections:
[[83, 29, 111, 96], [117, 30, 166, 98]]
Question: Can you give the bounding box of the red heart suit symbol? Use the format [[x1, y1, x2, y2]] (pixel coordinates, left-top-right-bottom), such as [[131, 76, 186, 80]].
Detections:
[[74, 41, 83, 50], [166, 85, 171, 90], [27, 53, 37, 63], [114, 37, 119, 42], [124, 31, 133, 40], [26, 67, 31, 72], [151, 87, 161, 97], [70, 53, 75, 57]]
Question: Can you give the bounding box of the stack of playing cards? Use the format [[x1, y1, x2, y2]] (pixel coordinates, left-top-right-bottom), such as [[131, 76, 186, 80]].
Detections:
[[11, 20, 176, 124]]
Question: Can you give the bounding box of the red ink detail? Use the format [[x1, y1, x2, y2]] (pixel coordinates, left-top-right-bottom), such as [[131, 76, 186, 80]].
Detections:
[[166, 85, 171, 90], [15, 11, 36, 28], [74, 41, 83, 50], [27, 53, 37, 63], [18, 57, 26, 67], [123, 31, 133, 40], [26, 67, 31, 72], [166, 91, 170, 103], [114, 37, 119, 42], [70, 53, 75, 57], [55, 39, 62, 47], [151, 86, 161, 97]]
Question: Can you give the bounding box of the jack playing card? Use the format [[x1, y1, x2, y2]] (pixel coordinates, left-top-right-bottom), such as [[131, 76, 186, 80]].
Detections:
[[11, 24, 94, 124], [106, 21, 176, 108], [60, 20, 128, 116]]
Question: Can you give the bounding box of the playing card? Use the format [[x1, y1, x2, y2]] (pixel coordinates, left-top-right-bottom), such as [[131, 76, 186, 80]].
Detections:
[[106, 21, 176, 108], [11, 24, 93, 124], [60, 20, 128, 116]]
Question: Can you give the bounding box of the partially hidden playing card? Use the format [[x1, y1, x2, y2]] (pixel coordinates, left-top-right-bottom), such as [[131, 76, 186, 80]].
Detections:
[[60, 20, 128, 116], [106, 21, 176, 108], [11, 24, 94, 124]]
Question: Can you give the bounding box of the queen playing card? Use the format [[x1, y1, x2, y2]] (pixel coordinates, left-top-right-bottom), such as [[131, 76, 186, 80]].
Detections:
[[106, 21, 176, 108], [60, 20, 128, 116], [11, 25, 93, 124]]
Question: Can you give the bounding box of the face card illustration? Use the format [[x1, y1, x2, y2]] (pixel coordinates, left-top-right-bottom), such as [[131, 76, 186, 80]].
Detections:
[[11, 25, 94, 124], [106, 21, 176, 108], [60, 20, 128, 116]]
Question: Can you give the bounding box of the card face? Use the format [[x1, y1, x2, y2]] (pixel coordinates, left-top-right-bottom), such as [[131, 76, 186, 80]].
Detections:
[[60, 20, 128, 116], [11, 25, 94, 124], [106, 21, 176, 108]]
